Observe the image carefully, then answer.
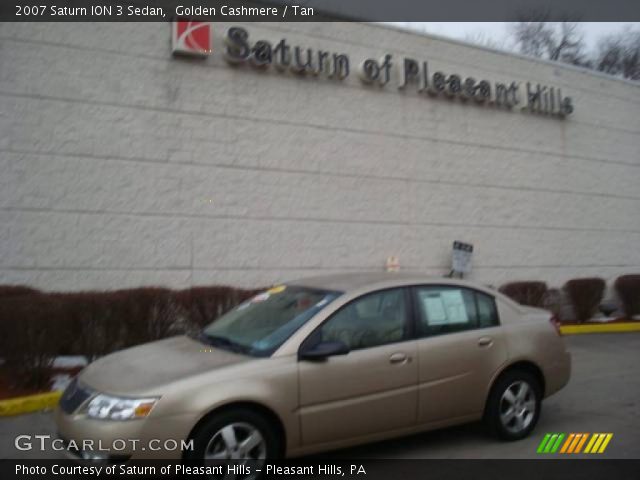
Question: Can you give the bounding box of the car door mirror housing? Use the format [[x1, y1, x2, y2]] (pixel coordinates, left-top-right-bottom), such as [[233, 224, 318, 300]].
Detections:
[[299, 341, 350, 361]]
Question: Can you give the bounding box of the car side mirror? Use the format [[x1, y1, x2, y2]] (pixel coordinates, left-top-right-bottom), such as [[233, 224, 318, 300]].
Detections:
[[299, 341, 350, 361]]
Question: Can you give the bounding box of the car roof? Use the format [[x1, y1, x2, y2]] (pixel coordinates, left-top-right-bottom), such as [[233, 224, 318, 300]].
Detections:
[[286, 271, 497, 295]]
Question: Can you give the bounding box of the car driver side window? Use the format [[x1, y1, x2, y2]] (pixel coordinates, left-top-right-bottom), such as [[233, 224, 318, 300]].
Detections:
[[319, 288, 407, 350]]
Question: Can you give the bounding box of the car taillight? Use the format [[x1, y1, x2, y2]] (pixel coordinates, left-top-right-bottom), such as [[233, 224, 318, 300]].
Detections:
[[550, 314, 562, 336]]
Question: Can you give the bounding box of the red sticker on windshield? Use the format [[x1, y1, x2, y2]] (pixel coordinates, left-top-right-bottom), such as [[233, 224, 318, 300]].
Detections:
[[251, 292, 270, 303]]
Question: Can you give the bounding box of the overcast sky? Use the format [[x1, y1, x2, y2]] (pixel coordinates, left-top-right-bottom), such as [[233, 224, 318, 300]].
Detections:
[[391, 22, 639, 52]]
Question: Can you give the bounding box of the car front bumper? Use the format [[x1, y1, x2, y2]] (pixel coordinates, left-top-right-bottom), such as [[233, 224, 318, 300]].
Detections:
[[54, 407, 197, 461]]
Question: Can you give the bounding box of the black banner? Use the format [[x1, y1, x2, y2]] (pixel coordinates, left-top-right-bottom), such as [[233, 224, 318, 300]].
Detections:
[[1, 0, 640, 22], [2, 459, 640, 480]]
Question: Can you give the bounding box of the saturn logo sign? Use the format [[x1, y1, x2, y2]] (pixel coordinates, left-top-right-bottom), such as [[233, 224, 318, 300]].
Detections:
[[171, 21, 212, 56]]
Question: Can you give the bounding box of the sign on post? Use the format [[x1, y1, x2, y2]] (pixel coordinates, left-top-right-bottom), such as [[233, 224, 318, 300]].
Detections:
[[451, 241, 474, 276]]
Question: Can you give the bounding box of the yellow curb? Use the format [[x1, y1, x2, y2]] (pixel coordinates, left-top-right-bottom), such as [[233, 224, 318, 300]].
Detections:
[[560, 322, 640, 335], [0, 391, 62, 417]]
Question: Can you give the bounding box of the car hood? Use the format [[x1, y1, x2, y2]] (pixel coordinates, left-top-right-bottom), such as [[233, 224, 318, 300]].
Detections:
[[78, 335, 250, 396]]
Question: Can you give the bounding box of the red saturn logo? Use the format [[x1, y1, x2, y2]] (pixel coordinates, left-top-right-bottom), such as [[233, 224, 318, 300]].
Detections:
[[171, 21, 212, 56]]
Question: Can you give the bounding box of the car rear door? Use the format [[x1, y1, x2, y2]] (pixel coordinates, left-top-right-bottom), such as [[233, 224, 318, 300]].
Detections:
[[297, 287, 419, 446], [411, 285, 508, 424]]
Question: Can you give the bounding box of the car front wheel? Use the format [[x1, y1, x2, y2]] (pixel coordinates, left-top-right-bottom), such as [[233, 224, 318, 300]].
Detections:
[[485, 370, 541, 440], [185, 408, 281, 477]]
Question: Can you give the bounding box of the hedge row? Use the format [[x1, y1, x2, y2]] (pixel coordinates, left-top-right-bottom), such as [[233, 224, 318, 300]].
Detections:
[[499, 274, 640, 322], [614, 275, 640, 319], [2, 275, 639, 389], [0, 286, 259, 389], [498, 281, 548, 308]]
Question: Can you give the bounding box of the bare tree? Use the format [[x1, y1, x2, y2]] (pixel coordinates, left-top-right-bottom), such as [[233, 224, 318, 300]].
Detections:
[[509, 10, 589, 67], [511, 15, 552, 58], [596, 36, 624, 75], [594, 27, 640, 80], [463, 31, 503, 50]]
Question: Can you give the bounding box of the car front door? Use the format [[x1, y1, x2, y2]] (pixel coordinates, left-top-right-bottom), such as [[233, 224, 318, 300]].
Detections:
[[297, 288, 418, 446], [412, 285, 508, 424]]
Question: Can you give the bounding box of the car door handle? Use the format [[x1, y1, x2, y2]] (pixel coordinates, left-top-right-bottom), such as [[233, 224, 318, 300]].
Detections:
[[477, 337, 493, 348], [389, 352, 410, 364]]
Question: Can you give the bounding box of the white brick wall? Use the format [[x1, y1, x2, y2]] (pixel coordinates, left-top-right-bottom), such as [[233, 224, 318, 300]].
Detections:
[[0, 22, 639, 290]]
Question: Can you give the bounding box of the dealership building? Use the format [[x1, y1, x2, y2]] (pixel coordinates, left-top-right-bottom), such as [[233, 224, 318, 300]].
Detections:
[[1, 21, 639, 291]]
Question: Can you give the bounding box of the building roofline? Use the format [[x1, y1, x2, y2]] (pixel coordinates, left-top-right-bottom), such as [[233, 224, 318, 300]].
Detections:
[[369, 22, 640, 88], [254, 1, 638, 87]]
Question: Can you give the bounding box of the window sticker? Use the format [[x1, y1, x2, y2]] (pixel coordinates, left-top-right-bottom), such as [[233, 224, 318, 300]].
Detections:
[[440, 290, 468, 324], [420, 290, 468, 325], [267, 285, 286, 295], [251, 292, 270, 303], [421, 293, 447, 325]]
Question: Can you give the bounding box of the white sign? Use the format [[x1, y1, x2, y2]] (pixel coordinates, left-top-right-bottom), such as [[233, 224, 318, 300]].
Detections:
[[452, 241, 473, 274], [420, 290, 469, 326]]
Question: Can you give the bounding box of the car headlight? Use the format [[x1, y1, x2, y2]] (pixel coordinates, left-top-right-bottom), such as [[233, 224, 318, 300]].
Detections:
[[84, 394, 159, 420]]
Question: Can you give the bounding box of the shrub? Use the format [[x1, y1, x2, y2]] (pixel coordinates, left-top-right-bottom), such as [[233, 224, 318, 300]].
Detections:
[[0, 294, 73, 389], [58, 291, 129, 361], [0, 284, 260, 388], [0, 285, 40, 298], [563, 278, 606, 322], [614, 275, 640, 318], [118, 287, 182, 347], [499, 281, 548, 307]]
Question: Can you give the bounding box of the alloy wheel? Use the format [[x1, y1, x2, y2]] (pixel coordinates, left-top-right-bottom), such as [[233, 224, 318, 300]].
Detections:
[[204, 421, 267, 467], [499, 380, 536, 434]]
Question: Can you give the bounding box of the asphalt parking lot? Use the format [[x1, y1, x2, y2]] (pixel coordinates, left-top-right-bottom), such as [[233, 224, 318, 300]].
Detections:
[[1, 333, 638, 460]]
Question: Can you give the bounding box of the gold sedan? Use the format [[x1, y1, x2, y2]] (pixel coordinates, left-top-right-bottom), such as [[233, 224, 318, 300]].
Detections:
[[56, 273, 571, 465]]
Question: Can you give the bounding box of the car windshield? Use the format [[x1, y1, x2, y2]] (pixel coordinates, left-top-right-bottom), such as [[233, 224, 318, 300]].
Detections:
[[200, 285, 342, 357]]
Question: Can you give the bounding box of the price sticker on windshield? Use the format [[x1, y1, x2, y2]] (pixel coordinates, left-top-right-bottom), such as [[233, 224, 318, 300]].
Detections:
[[251, 292, 270, 303], [267, 285, 286, 294]]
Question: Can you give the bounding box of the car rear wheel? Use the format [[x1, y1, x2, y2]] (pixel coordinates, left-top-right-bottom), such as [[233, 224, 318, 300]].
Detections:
[[485, 370, 541, 440], [186, 408, 281, 477]]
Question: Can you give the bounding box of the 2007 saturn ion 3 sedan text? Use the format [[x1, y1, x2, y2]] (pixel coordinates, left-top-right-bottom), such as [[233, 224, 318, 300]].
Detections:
[[56, 273, 570, 465]]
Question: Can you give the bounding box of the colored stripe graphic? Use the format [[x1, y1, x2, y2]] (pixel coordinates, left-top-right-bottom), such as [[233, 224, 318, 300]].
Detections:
[[597, 434, 613, 453], [567, 433, 583, 453], [584, 434, 599, 453], [544, 433, 558, 453], [539, 433, 613, 454], [550, 433, 565, 453], [537, 433, 552, 453], [593, 434, 607, 452], [537, 433, 565, 453], [560, 433, 575, 453], [585, 433, 614, 454], [574, 433, 589, 453]]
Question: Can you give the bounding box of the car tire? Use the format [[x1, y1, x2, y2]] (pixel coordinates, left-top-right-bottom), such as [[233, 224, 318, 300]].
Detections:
[[185, 408, 282, 467], [484, 369, 541, 441]]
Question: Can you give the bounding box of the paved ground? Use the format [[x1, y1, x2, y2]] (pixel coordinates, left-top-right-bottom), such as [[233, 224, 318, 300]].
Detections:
[[1, 334, 638, 460]]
